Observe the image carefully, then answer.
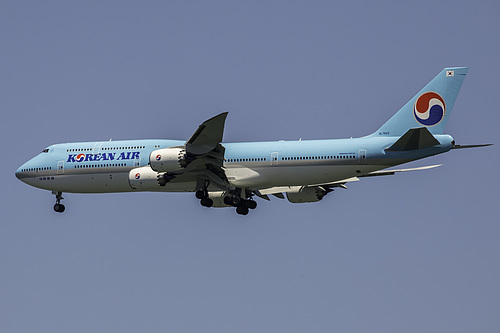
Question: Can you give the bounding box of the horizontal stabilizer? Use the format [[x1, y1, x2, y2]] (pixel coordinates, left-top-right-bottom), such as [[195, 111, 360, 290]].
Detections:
[[452, 143, 493, 149], [386, 127, 440, 151]]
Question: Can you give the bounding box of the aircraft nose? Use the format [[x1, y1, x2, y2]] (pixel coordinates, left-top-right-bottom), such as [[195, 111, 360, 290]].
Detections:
[[15, 163, 28, 181], [15, 166, 24, 180]]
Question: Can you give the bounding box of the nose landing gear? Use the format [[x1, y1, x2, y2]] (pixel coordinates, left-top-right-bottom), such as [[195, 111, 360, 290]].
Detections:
[[53, 191, 65, 213]]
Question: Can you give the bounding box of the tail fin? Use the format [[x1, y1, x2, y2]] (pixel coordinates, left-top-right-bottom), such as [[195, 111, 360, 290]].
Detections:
[[373, 67, 468, 137]]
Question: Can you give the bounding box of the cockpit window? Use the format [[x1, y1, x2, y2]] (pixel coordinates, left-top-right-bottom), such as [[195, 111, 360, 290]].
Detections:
[[41, 149, 49, 153]]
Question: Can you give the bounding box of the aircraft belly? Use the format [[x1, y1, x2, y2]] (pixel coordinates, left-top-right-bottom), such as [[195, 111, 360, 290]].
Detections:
[[51, 173, 131, 193]]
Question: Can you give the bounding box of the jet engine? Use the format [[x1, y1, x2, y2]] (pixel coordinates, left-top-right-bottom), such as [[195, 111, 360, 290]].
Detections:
[[128, 166, 163, 190], [286, 186, 328, 203], [149, 147, 189, 172]]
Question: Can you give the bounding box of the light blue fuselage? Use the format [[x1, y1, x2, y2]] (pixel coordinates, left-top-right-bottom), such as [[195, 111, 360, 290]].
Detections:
[[14, 67, 479, 215], [15, 135, 454, 193]]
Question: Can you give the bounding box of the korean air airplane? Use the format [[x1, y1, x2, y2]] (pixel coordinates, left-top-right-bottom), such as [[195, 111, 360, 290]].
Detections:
[[16, 67, 490, 215]]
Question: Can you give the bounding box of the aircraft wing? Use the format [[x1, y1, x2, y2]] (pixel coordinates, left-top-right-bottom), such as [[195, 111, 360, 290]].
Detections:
[[157, 112, 231, 189], [357, 164, 442, 178], [254, 164, 442, 198], [315, 164, 443, 188], [185, 112, 228, 155]]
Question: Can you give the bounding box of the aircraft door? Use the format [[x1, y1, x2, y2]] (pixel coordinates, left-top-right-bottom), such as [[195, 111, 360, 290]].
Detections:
[[271, 152, 279, 166], [57, 161, 64, 174], [93, 142, 103, 155], [358, 150, 367, 164]]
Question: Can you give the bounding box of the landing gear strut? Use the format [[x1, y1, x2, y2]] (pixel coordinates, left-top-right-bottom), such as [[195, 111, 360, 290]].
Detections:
[[53, 191, 65, 213]]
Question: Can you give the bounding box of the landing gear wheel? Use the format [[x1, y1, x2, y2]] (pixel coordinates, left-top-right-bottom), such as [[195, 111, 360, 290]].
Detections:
[[246, 200, 257, 210], [200, 197, 213, 207], [231, 196, 241, 207], [223, 196, 232, 206], [196, 190, 207, 199], [236, 205, 249, 215], [54, 203, 65, 213], [53, 191, 65, 213]]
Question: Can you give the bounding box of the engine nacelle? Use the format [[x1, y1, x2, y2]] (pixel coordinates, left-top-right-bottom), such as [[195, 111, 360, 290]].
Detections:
[[286, 186, 328, 203], [128, 166, 162, 190], [207, 191, 232, 207], [149, 147, 187, 172]]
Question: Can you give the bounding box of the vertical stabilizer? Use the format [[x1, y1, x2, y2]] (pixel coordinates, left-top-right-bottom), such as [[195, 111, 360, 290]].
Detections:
[[373, 67, 468, 137]]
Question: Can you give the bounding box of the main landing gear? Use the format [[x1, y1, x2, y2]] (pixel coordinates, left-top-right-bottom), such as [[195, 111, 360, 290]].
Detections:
[[195, 187, 257, 215], [196, 189, 214, 208], [223, 190, 257, 216], [53, 191, 65, 213], [234, 199, 257, 216]]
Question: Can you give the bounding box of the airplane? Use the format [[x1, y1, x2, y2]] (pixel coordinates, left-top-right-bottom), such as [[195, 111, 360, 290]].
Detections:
[[15, 67, 491, 215]]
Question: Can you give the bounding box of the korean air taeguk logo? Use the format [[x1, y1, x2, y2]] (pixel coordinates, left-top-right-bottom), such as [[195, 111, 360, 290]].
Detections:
[[413, 92, 446, 126], [75, 153, 86, 162]]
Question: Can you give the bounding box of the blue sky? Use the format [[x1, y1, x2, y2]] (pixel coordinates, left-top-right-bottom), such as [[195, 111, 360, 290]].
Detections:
[[1, 1, 499, 332]]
